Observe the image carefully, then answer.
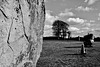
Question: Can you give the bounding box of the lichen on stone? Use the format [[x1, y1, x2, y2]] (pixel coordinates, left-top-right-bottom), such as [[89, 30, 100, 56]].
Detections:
[[0, 0, 45, 67]]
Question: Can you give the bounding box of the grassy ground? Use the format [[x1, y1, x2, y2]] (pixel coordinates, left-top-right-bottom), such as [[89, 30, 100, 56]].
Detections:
[[37, 40, 100, 67]]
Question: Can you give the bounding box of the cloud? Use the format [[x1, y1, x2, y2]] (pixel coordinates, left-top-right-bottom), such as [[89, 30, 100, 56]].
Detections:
[[44, 0, 48, 2], [82, 27, 89, 30], [90, 20, 95, 22], [99, 13, 100, 16], [46, 10, 59, 24], [44, 25, 52, 30], [67, 18, 86, 24], [94, 29, 100, 32], [44, 10, 59, 37], [59, 9, 74, 16], [76, 6, 95, 12], [44, 29, 53, 37], [98, 13, 100, 20], [59, 12, 74, 17], [98, 18, 100, 20], [44, 25, 53, 37], [84, 0, 98, 5], [69, 27, 80, 31], [62, 0, 65, 1], [85, 23, 91, 27]]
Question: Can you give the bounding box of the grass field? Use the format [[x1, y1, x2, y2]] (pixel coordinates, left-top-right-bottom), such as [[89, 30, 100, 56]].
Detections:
[[37, 40, 100, 67]]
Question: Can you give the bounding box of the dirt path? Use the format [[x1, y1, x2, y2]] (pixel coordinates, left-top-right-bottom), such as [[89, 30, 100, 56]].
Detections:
[[37, 40, 100, 67]]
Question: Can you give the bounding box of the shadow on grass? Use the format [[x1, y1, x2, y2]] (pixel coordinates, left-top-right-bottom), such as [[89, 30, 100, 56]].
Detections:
[[63, 53, 81, 55], [64, 46, 81, 48], [63, 53, 87, 57]]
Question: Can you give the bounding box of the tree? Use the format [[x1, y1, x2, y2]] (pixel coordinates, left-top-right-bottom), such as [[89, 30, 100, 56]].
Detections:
[[0, 0, 45, 67], [52, 20, 69, 39], [67, 31, 71, 39]]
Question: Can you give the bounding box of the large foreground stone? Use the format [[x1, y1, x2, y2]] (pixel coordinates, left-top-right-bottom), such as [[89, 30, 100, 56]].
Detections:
[[0, 0, 45, 67]]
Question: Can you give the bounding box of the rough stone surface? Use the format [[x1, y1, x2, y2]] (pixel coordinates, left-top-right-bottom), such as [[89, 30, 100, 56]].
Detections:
[[0, 0, 45, 67]]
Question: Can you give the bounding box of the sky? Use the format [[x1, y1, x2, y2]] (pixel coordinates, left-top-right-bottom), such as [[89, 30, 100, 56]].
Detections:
[[44, 0, 100, 37]]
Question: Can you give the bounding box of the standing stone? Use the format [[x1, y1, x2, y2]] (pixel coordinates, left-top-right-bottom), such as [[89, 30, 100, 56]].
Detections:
[[0, 0, 45, 67]]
